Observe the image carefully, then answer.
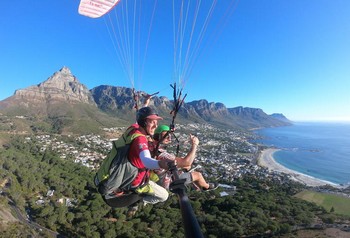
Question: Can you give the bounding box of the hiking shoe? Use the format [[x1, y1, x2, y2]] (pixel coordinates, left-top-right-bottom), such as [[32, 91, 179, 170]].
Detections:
[[126, 204, 139, 218], [204, 183, 219, 191]]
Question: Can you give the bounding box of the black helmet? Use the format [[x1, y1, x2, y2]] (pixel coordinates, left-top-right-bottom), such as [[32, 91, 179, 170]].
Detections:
[[137, 107, 163, 127]]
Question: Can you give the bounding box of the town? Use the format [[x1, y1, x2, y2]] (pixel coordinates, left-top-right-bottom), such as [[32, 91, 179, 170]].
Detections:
[[26, 123, 322, 198], [29, 123, 262, 180]]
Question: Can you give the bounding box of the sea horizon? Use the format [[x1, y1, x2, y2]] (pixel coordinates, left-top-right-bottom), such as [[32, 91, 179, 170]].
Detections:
[[254, 121, 350, 186]]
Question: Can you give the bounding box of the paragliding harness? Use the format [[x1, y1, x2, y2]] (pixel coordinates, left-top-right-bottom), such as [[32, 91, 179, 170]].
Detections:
[[94, 125, 147, 208]]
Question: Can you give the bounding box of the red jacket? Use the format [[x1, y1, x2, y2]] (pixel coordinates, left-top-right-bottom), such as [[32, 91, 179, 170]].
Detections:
[[127, 124, 150, 187]]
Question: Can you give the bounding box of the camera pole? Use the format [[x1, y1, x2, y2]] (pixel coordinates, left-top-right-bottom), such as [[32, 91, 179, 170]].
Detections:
[[168, 162, 204, 238]]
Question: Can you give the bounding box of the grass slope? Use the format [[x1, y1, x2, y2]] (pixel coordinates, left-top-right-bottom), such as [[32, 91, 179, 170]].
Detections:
[[295, 190, 350, 216]]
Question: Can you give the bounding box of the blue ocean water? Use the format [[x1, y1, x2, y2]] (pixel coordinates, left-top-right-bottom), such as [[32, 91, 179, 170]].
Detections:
[[254, 122, 350, 186]]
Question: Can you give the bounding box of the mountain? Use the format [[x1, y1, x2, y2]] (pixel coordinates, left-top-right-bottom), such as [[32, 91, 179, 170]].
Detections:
[[90, 86, 292, 129], [270, 113, 292, 123], [3, 67, 95, 107], [0, 67, 292, 134], [184, 101, 291, 129], [0, 67, 128, 134], [90, 85, 176, 123]]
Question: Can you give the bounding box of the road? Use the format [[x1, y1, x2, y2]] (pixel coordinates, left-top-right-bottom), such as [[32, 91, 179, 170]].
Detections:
[[7, 198, 62, 238]]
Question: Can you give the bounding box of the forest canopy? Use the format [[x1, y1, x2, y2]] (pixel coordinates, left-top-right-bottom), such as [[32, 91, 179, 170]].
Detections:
[[1, 135, 345, 237]]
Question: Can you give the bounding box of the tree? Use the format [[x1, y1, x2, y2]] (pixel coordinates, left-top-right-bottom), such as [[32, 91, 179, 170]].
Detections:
[[279, 223, 291, 234], [104, 229, 117, 238]]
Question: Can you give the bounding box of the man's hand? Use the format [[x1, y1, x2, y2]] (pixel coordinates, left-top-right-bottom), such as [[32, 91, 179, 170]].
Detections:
[[158, 159, 176, 170], [190, 134, 199, 146]]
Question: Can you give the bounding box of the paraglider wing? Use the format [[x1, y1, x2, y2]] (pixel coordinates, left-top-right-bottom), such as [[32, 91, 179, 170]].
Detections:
[[78, 0, 121, 18]]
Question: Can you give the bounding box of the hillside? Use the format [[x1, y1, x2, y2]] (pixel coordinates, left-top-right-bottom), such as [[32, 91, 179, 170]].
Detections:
[[0, 67, 128, 135], [0, 125, 349, 237]]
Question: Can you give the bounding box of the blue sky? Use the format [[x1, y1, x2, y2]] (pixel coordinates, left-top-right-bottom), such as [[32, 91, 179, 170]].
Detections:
[[1, 1, 350, 122]]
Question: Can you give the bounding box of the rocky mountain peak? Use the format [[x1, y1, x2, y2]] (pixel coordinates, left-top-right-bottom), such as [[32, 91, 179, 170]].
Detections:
[[38, 66, 77, 88], [59, 66, 73, 76], [12, 67, 96, 106], [46, 66, 76, 82]]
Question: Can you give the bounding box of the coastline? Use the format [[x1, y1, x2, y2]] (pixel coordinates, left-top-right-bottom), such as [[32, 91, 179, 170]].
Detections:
[[258, 148, 343, 188]]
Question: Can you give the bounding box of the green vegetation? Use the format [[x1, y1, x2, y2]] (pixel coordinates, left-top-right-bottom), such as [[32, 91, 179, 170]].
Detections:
[[0, 135, 348, 237], [295, 190, 350, 216], [0, 102, 129, 136]]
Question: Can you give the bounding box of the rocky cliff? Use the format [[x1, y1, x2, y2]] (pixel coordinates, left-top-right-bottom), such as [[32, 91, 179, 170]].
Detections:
[[0, 67, 120, 134], [91, 85, 292, 129]]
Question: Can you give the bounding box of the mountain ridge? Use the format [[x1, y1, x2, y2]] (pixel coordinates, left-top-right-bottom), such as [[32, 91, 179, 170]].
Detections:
[[0, 67, 292, 134]]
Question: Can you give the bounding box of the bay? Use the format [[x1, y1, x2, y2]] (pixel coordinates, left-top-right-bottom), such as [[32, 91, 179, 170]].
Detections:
[[254, 122, 350, 186]]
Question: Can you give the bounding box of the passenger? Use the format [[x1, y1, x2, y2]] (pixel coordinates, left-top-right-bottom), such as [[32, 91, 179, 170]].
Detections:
[[151, 125, 218, 191]]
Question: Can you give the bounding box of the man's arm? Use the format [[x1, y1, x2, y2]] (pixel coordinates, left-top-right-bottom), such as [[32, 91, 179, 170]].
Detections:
[[176, 134, 199, 169], [140, 150, 171, 170]]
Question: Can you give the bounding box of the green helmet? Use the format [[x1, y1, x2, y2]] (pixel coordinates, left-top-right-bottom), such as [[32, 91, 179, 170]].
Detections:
[[155, 125, 170, 135]]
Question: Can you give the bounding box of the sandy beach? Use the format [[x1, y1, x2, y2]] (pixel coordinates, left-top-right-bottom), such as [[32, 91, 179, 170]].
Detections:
[[258, 148, 342, 188]]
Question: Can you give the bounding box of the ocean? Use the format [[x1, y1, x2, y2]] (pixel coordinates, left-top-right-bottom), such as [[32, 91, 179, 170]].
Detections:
[[254, 122, 350, 186]]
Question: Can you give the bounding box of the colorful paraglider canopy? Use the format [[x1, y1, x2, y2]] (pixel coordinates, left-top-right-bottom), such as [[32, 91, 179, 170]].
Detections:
[[78, 0, 121, 18]]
